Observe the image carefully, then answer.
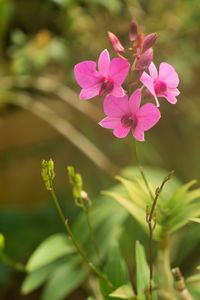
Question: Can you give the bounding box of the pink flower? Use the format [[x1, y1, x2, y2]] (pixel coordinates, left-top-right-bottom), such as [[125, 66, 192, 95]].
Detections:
[[99, 89, 161, 141], [140, 62, 180, 106], [74, 49, 130, 100]]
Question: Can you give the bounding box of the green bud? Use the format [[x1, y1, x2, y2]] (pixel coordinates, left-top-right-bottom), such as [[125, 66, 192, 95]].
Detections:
[[41, 159, 55, 190], [0, 233, 5, 251], [67, 166, 84, 207]]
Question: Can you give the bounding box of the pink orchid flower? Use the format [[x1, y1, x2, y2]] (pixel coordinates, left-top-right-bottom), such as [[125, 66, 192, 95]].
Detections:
[[74, 49, 130, 100], [140, 62, 180, 106], [99, 89, 161, 141]]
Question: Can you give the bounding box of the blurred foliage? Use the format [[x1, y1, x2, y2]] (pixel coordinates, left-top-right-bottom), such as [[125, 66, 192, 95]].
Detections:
[[0, 0, 200, 299]]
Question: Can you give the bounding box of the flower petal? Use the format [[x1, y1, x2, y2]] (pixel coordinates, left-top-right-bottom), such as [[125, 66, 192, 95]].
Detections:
[[159, 62, 179, 88], [98, 49, 110, 76], [149, 62, 158, 80], [103, 94, 129, 117], [157, 88, 180, 104], [161, 93, 177, 104], [111, 84, 126, 97], [137, 103, 161, 131], [113, 123, 130, 138], [74, 61, 100, 88], [132, 128, 145, 142], [80, 84, 101, 100], [129, 89, 142, 113], [99, 116, 120, 129], [140, 71, 159, 106], [109, 58, 130, 85]]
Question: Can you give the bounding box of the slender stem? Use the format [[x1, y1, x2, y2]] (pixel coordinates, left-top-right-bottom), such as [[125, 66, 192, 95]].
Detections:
[[85, 208, 101, 263], [134, 141, 154, 201], [50, 187, 113, 288], [148, 222, 153, 298], [0, 252, 26, 272]]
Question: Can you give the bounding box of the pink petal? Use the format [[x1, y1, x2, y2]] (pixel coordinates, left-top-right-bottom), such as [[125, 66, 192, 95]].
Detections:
[[98, 49, 110, 76], [137, 103, 161, 131], [74, 61, 100, 88], [162, 93, 177, 104], [111, 84, 126, 97], [99, 117, 120, 129], [129, 89, 142, 113], [157, 88, 180, 104], [159, 62, 179, 88], [80, 84, 101, 100], [103, 94, 130, 117], [132, 128, 145, 142], [109, 58, 130, 85], [140, 71, 159, 106], [140, 71, 156, 97], [149, 62, 158, 80], [113, 123, 130, 138]]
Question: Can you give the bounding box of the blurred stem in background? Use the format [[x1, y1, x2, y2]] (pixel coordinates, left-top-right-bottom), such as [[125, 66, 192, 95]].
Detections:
[[42, 159, 113, 289]]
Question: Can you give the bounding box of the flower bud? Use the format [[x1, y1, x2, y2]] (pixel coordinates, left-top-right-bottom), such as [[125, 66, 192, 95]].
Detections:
[[129, 20, 139, 41], [108, 32, 125, 54], [135, 48, 153, 70], [41, 159, 55, 190], [0, 233, 5, 251], [142, 33, 157, 53]]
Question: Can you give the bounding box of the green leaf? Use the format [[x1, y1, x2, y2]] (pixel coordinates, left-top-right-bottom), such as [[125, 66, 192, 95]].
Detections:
[[26, 234, 75, 272], [190, 218, 200, 224], [136, 241, 149, 300], [41, 258, 88, 300], [21, 259, 63, 294], [186, 273, 200, 284], [109, 284, 135, 299], [99, 242, 129, 299]]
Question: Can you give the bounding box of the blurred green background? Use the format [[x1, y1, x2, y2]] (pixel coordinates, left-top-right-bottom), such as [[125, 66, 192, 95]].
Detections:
[[0, 0, 200, 299]]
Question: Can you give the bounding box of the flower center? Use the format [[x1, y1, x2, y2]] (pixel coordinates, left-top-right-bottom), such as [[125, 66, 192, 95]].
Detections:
[[154, 80, 167, 94], [121, 114, 136, 129], [99, 78, 114, 96]]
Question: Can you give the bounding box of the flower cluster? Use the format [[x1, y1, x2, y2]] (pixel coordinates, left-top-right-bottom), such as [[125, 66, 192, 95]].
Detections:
[[74, 21, 180, 141]]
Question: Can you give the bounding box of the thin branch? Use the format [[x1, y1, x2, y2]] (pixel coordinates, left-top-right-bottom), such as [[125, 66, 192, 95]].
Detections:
[[172, 268, 194, 300], [4, 91, 118, 175]]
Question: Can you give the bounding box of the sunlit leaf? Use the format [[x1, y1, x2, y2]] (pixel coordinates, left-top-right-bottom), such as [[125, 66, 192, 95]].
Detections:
[[109, 284, 135, 299], [26, 234, 75, 272]]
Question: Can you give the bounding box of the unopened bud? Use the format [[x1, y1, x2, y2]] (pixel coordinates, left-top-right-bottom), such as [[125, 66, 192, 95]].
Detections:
[[135, 48, 153, 70], [142, 33, 157, 53], [108, 32, 125, 54], [129, 20, 139, 41], [41, 159, 55, 190], [0, 233, 5, 251]]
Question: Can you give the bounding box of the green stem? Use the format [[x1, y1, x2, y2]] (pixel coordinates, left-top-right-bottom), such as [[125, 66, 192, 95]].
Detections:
[[85, 208, 101, 263], [157, 236, 176, 300], [134, 142, 154, 201], [0, 252, 26, 272], [50, 188, 113, 289]]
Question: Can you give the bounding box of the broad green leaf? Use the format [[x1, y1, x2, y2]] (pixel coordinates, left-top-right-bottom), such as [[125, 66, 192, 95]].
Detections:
[[41, 258, 88, 300], [186, 273, 200, 284], [167, 180, 197, 209], [99, 242, 129, 300], [109, 284, 135, 299], [136, 241, 149, 300], [87, 298, 96, 300], [26, 234, 75, 272], [103, 191, 146, 232], [190, 218, 200, 224], [21, 259, 64, 294], [116, 176, 148, 209]]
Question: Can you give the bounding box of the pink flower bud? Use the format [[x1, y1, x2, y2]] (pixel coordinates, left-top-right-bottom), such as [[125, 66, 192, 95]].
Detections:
[[129, 20, 139, 41], [108, 32, 125, 54], [135, 48, 153, 70], [142, 33, 157, 53]]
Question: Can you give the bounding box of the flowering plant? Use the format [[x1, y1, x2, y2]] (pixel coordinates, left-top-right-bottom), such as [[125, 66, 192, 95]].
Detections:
[[1, 20, 200, 300]]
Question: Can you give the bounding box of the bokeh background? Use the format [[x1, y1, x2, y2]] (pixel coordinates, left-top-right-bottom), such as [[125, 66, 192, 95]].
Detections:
[[0, 0, 200, 299]]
